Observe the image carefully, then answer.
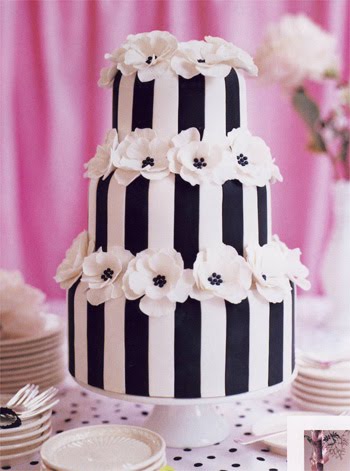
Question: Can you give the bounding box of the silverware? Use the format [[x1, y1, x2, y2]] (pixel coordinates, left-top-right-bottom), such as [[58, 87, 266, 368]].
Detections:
[[235, 429, 286, 445], [5, 384, 38, 409]]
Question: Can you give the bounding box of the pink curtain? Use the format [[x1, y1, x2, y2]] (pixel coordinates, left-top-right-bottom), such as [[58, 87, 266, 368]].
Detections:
[[1, 0, 349, 298]]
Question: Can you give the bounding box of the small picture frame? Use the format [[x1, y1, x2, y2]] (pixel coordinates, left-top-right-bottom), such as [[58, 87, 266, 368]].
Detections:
[[287, 415, 350, 471]]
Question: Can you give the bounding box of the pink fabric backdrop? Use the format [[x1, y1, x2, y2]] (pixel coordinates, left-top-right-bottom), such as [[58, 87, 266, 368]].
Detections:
[[1, 0, 349, 298]]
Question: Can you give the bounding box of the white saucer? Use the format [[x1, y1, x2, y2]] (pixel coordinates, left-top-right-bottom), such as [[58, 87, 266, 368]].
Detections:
[[0, 427, 52, 452], [0, 337, 64, 358], [292, 393, 350, 413], [296, 361, 350, 383], [0, 347, 63, 366], [41, 425, 166, 471], [291, 385, 350, 406], [293, 379, 350, 398], [1, 419, 51, 444], [251, 411, 325, 456], [296, 373, 350, 390], [0, 411, 51, 436], [1, 359, 64, 376]]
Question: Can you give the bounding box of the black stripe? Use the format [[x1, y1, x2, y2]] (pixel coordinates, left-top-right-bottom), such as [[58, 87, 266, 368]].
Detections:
[[222, 179, 244, 256], [268, 301, 284, 386], [67, 278, 80, 377], [225, 68, 240, 133], [124, 176, 149, 255], [225, 299, 250, 395], [178, 74, 205, 137], [291, 283, 295, 372], [174, 298, 201, 398], [132, 75, 154, 130], [95, 173, 113, 251], [174, 175, 199, 268], [112, 71, 122, 129], [124, 299, 149, 396], [87, 302, 105, 388], [257, 186, 268, 245]]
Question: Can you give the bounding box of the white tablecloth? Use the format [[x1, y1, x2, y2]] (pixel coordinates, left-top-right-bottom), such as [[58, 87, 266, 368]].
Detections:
[[5, 375, 293, 471]]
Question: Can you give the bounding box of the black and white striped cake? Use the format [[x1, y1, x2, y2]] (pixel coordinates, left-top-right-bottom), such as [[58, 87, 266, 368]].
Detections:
[[57, 33, 304, 400]]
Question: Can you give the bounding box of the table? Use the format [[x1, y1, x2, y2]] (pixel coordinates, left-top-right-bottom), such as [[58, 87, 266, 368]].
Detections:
[[5, 375, 293, 471]]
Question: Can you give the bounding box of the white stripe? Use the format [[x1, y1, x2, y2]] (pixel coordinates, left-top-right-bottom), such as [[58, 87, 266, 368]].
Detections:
[[283, 289, 293, 380], [148, 174, 175, 250], [118, 74, 135, 139], [266, 182, 272, 242], [199, 183, 223, 250], [74, 282, 88, 384], [248, 291, 270, 391], [107, 177, 125, 248], [104, 297, 125, 393], [149, 314, 175, 397], [203, 77, 226, 142], [243, 185, 259, 247], [237, 71, 247, 128], [88, 178, 98, 243], [153, 74, 179, 139], [200, 297, 226, 397]]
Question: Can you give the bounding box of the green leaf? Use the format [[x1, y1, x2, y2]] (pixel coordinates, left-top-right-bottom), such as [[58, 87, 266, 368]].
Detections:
[[292, 88, 327, 153]]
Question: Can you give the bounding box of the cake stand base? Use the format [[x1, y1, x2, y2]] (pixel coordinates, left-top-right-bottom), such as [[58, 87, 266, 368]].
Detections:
[[144, 404, 230, 448]]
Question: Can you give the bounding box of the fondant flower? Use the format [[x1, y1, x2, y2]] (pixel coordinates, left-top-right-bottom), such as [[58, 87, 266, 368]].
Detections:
[[84, 129, 118, 179], [190, 245, 252, 304], [227, 128, 283, 186], [272, 235, 311, 290], [82, 247, 133, 306], [245, 241, 291, 303], [255, 14, 339, 88], [101, 31, 178, 84], [112, 128, 170, 185], [55, 231, 94, 289], [171, 36, 257, 79], [0, 270, 46, 340], [167, 128, 232, 186], [122, 248, 193, 317]]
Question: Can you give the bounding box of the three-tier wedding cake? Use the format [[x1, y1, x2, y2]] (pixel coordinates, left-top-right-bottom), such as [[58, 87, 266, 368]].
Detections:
[[56, 31, 310, 400]]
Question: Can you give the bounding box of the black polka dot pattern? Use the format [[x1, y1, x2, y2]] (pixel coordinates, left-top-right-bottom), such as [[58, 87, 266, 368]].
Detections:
[[11, 383, 291, 470]]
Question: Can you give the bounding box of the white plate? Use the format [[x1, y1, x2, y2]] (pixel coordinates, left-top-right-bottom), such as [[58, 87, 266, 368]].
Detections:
[[291, 387, 350, 406], [251, 411, 326, 456], [292, 393, 350, 413], [0, 437, 48, 464], [0, 337, 64, 357], [0, 367, 66, 384], [1, 419, 51, 443], [296, 360, 350, 383], [0, 427, 52, 452], [293, 379, 350, 398], [1, 359, 64, 377], [0, 376, 65, 395], [0, 314, 64, 348], [0, 411, 51, 436], [41, 425, 166, 471], [296, 373, 350, 390], [0, 349, 64, 368]]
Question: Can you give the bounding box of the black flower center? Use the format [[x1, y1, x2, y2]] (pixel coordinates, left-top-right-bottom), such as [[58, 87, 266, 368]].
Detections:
[[101, 267, 114, 281], [197, 58, 206, 63], [208, 272, 223, 286], [142, 156, 155, 168], [262, 274, 267, 281], [193, 157, 207, 169], [237, 153, 249, 166], [146, 55, 157, 65], [153, 274, 167, 288]]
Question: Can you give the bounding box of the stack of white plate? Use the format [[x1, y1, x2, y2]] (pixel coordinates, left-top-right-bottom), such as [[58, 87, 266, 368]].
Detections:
[[292, 354, 350, 413], [0, 409, 52, 467], [40, 425, 167, 471], [0, 313, 66, 394]]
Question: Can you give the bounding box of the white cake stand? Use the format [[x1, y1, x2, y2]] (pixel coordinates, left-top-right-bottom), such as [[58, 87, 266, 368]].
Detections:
[[75, 373, 296, 448]]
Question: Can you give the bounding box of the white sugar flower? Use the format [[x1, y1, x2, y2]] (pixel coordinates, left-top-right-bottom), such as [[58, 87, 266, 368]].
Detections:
[[0, 270, 46, 340], [84, 129, 118, 180], [108, 31, 178, 83], [255, 14, 339, 88], [98, 64, 119, 88], [171, 36, 257, 79], [112, 128, 170, 185], [167, 128, 232, 186], [245, 242, 292, 303], [272, 235, 311, 290], [82, 247, 133, 306], [55, 231, 94, 289], [122, 248, 193, 317], [227, 128, 282, 186], [191, 245, 252, 304]]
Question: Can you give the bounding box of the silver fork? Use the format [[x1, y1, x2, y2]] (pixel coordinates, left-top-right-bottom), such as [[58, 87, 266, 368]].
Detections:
[[5, 384, 38, 409]]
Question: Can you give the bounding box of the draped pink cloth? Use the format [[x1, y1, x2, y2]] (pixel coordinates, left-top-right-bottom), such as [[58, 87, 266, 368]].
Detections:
[[1, 0, 349, 298]]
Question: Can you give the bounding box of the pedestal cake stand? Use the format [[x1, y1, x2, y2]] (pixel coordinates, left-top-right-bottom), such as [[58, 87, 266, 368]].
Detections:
[[75, 375, 296, 448]]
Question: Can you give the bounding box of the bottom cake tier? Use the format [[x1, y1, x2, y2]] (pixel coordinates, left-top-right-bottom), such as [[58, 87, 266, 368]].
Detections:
[[68, 281, 295, 399]]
